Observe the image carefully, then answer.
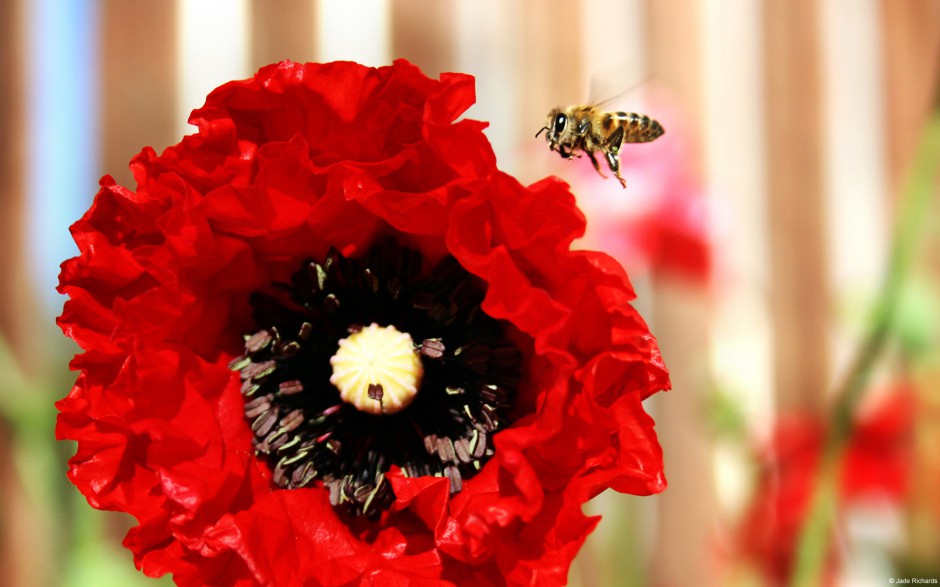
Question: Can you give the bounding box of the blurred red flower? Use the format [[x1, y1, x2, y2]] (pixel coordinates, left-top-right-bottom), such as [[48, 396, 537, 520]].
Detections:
[[739, 388, 914, 585], [57, 60, 670, 586]]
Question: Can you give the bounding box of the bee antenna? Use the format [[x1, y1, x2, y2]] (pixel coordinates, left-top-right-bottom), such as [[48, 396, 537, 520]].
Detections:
[[535, 126, 548, 138]]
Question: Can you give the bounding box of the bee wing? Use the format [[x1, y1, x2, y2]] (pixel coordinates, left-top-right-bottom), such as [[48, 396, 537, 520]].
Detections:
[[586, 59, 648, 108]]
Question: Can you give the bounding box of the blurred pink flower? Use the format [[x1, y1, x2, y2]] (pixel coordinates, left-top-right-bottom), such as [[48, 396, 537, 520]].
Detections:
[[570, 90, 712, 283]]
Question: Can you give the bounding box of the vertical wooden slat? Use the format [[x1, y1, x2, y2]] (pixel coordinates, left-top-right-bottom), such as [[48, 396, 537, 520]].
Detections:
[[701, 0, 774, 424], [881, 0, 940, 192], [0, 424, 49, 587], [519, 0, 584, 122], [820, 0, 889, 379], [648, 280, 715, 587], [0, 0, 32, 358], [1, 4, 55, 585], [390, 0, 454, 78], [451, 0, 525, 173], [177, 0, 250, 138], [642, 2, 717, 587], [100, 0, 178, 188], [763, 0, 830, 413], [0, 0, 22, 571], [315, 0, 389, 67], [250, 0, 317, 70], [517, 0, 584, 182], [646, 0, 704, 175]]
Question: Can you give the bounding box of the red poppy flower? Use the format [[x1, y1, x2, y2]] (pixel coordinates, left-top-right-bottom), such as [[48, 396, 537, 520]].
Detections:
[[738, 388, 913, 585], [57, 60, 670, 586]]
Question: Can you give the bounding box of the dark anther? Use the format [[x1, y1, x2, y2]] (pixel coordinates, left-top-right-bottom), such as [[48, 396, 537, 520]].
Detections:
[[420, 338, 445, 359], [386, 276, 402, 298], [362, 269, 379, 293], [280, 409, 305, 432], [312, 262, 328, 293], [245, 330, 273, 354], [277, 340, 301, 357], [252, 410, 278, 437], [244, 395, 272, 419], [278, 380, 304, 395], [243, 360, 276, 381], [454, 438, 471, 463], [444, 465, 463, 493], [423, 434, 437, 455], [368, 383, 384, 402], [323, 293, 340, 312], [480, 384, 498, 403], [436, 437, 456, 463]]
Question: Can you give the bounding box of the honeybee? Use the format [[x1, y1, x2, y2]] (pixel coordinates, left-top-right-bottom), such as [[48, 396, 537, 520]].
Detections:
[[536, 104, 664, 188]]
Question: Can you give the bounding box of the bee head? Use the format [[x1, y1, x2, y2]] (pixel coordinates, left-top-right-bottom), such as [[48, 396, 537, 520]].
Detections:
[[536, 108, 568, 143]]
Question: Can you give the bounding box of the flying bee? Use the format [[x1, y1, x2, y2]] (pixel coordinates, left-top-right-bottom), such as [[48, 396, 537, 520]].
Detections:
[[536, 104, 664, 188]]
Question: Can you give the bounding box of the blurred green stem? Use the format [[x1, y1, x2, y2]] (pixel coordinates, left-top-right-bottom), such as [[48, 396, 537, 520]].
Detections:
[[789, 110, 940, 587], [831, 110, 940, 436]]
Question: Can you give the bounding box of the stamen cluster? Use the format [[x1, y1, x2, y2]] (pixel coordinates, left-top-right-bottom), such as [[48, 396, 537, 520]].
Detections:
[[230, 241, 521, 517]]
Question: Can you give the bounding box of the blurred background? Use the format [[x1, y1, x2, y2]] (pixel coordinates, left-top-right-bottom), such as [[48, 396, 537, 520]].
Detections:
[[1, 1, 938, 585]]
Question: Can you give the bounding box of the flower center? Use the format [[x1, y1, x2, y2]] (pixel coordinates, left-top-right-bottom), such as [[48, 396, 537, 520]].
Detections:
[[329, 323, 423, 415], [231, 240, 522, 518]]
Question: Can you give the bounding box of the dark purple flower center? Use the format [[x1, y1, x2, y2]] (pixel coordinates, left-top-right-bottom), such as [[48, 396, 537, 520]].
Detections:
[[230, 240, 521, 518]]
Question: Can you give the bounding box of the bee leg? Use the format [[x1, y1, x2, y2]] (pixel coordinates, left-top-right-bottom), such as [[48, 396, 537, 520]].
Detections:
[[570, 139, 586, 159], [586, 150, 607, 178], [602, 127, 627, 188], [605, 151, 627, 189], [605, 126, 625, 153], [559, 143, 582, 160]]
